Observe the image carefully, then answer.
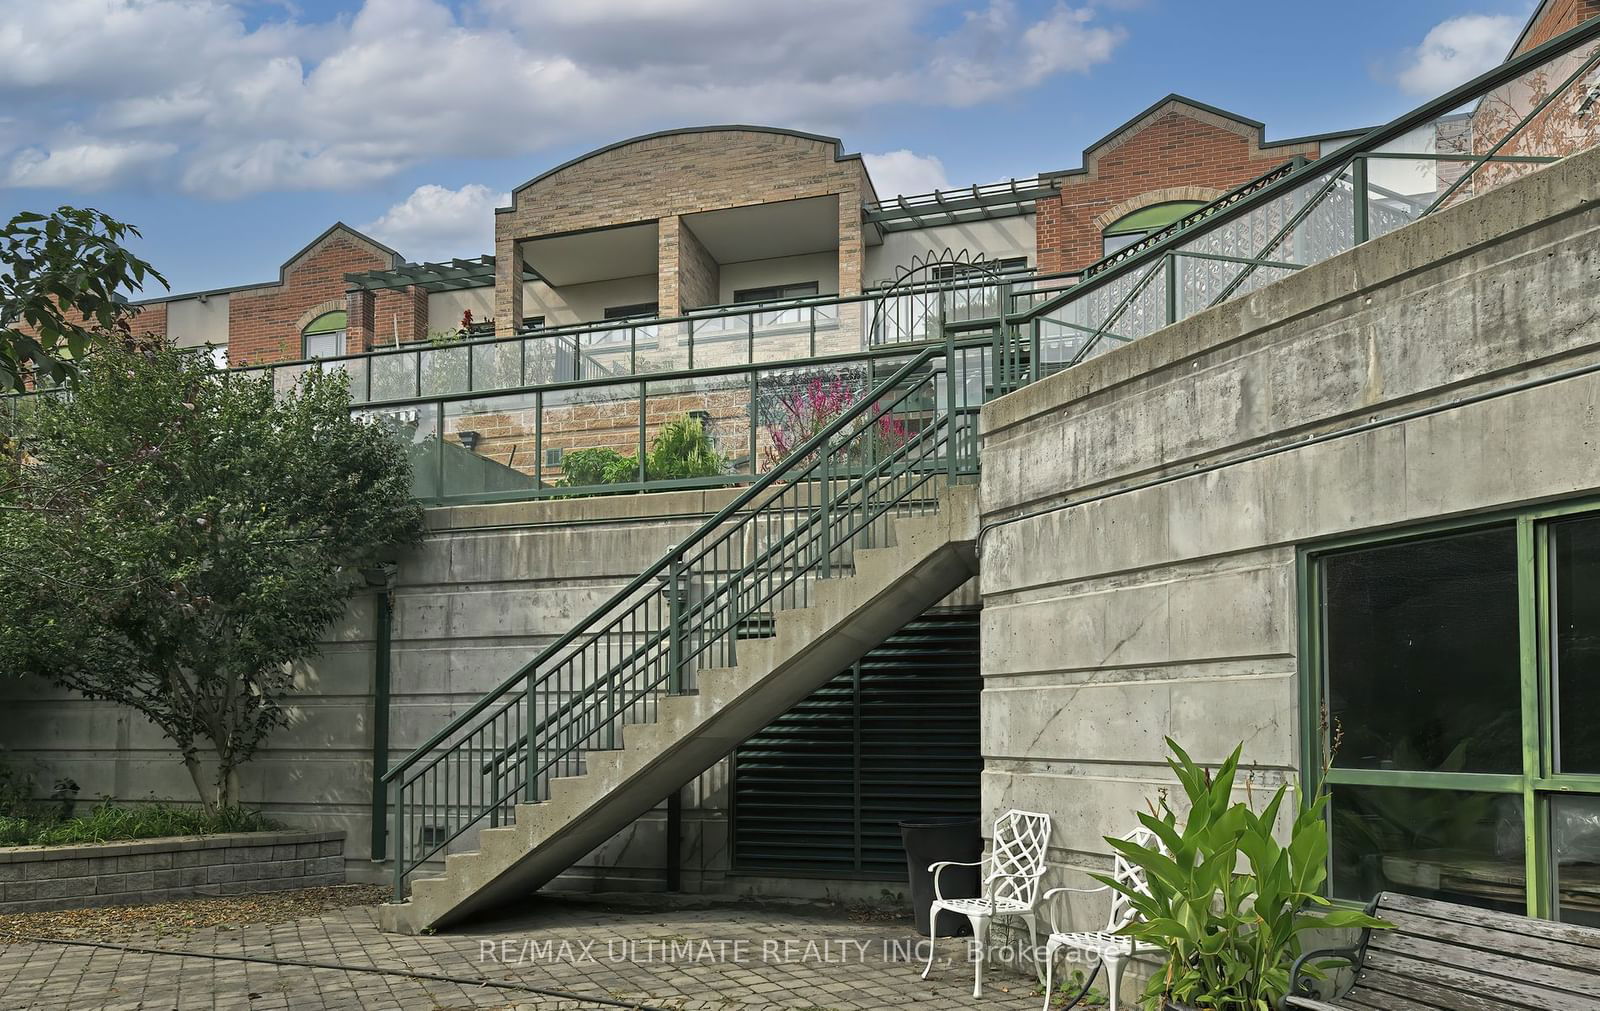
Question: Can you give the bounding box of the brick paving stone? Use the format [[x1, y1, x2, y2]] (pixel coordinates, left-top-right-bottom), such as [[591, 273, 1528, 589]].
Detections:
[[0, 893, 1073, 1010]]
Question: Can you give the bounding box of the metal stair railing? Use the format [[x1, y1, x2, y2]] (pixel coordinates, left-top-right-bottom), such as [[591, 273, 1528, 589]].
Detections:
[[380, 337, 979, 897]]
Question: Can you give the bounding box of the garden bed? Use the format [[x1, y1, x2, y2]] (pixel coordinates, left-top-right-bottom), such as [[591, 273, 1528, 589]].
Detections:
[[0, 829, 345, 914]]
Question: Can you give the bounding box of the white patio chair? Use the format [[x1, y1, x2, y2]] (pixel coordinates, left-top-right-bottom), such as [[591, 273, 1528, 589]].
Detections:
[[1038, 826, 1162, 1011], [920, 809, 1052, 998]]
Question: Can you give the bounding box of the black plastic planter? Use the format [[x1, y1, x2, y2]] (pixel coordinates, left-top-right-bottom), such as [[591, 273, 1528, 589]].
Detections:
[[900, 816, 982, 937]]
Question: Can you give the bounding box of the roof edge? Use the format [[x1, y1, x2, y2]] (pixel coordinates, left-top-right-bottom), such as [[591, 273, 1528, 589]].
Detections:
[[508, 126, 867, 203]]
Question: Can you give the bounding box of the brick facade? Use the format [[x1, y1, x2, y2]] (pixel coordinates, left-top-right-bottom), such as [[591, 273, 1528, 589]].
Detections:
[[225, 224, 409, 366], [1034, 97, 1324, 273], [495, 128, 874, 335], [1513, 0, 1600, 55], [668, 216, 721, 314]]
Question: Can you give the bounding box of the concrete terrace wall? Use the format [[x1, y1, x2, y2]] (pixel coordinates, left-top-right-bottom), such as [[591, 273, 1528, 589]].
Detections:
[[977, 143, 1600, 935]]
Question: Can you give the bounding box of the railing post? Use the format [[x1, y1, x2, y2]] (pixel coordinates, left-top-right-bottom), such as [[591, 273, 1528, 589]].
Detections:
[[945, 335, 958, 485], [1164, 253, 1178, 327], [1029, 319, 1041, 390], [391, 780, 404, 902], [668, 552, 684, 694], [819, 448, 832, 578], [1352, 155, 1370, 245]]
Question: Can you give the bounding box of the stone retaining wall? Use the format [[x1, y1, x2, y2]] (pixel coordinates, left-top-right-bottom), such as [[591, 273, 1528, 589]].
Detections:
[[0, 830, 345, 913]]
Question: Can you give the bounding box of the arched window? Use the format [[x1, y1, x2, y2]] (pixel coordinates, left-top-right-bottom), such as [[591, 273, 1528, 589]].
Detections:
[[1102, 201, 1207, 256], [302, 310, 346, 360]]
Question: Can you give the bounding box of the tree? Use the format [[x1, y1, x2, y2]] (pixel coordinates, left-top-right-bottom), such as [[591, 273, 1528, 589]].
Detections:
[[0, 344, 424, 809], [0, 206, 167, 393]]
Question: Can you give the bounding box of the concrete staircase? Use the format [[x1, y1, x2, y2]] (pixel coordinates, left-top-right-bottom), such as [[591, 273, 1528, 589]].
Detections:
[[380, 482, 978, 934]]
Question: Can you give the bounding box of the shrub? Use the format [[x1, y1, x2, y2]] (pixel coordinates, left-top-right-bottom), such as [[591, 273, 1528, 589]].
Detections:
[[0, 802, 279, 848]]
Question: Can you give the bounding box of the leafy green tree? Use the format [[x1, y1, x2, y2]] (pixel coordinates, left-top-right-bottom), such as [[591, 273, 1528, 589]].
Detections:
[[0, 207, 167, 392], [0, 344, 424, 810]]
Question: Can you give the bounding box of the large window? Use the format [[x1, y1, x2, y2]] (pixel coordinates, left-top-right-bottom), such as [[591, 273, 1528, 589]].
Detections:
[[1102, 201, 1206, 256], [302, 310, 346, 360], [603, 302, 658, 320], [733, 281, 818, 304], [1306, 505, 1600, 926]]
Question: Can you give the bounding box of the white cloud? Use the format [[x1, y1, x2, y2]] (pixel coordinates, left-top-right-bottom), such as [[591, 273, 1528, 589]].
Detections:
[[0, 0, 1128, 197], [1397, 14, 1520, 96], [864, 150, 951, 198], [3, 140, 176, 189], [360, 183, 509, 260]]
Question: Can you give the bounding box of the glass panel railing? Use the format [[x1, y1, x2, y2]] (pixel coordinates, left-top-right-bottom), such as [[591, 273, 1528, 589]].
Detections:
[[1017, 24, 1600, 377], [370, 351, 419, 401], [442, 392, 540, 499], [419, 344, 470, 397], [470, 339, 522, 393], [540, 381, 646, 491], [643, 371, 755, 484], [356, 402, 441, 501]]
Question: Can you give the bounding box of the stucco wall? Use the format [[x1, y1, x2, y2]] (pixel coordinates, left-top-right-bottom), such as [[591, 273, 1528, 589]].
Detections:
[[865, 216, 1036, 287], [977, 140, 1600, 953]]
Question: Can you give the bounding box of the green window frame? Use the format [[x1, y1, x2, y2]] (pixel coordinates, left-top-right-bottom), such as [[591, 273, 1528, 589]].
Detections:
[[302, 310, 347, 360], [1299, 498, 1600, 922], [1102, 201, 1206, 256]]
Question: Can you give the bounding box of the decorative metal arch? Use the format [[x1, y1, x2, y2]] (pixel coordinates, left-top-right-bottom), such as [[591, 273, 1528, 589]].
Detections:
[[868, 248, 1005, 346]]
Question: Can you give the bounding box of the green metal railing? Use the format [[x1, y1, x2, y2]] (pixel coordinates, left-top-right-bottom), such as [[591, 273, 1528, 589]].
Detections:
[[237, 265, 1074, 404], [1009, 18, 1600, 374], [379, 337, 981, 894]]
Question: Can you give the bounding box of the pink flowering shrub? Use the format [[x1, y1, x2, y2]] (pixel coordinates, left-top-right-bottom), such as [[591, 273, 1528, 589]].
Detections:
[[762, 374, 912, 469]]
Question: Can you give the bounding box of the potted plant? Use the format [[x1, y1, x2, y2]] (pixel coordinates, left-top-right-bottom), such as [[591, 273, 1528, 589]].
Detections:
[[1094, 739, 1389, 1011]]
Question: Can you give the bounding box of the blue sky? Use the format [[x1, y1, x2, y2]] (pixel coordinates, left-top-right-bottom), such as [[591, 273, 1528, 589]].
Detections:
[[0, 0, 1539, 296]]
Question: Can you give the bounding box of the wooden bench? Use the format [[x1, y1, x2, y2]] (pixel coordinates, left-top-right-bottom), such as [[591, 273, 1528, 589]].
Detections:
[[1283, 891, 1600, 1011]]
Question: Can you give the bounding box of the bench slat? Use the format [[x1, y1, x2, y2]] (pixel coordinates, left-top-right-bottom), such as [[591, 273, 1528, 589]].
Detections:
[[1369, 925, 1600, 996], [1371, 906, 1600, 974], [1352, 968, 1528, 1011], [1377, 892, 1600, 951], [1283, 998, 1346, 1011], [1363, 949, 1599, 1011], [1342, 987, 1452, 1011]]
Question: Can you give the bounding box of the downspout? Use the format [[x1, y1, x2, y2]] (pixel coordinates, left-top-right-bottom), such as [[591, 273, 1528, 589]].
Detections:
[[365, 564, 397, 862]]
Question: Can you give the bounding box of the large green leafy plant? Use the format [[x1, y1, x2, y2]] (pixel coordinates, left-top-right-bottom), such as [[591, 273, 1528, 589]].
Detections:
[[1097, 739, 1388, 1010], [0, 344, 424, 810]]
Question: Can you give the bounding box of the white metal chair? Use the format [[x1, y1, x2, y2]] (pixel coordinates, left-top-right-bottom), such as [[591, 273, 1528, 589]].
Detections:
[[1038, 826, 1162, 1011], [921, 809, 1052, 998]]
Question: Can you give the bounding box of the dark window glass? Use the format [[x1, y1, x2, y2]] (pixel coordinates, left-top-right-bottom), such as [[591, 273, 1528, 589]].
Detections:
[[1552, 515, 1600, 774], [604, 302, 658, 320], [1322, 526, 1521, 773], [1551, 794, 1600, 926], [1330, 784, 1525, 912], [733, 282, 819, 304]]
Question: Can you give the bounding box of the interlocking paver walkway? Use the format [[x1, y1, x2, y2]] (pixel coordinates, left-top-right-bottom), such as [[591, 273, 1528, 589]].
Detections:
[[0, 894, 1062, 1009]]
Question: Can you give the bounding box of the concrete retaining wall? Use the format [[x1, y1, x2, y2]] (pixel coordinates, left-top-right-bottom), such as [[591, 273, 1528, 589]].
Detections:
[[0, 830, 345, 914], [0, 490, 744, 888], [976, 141, 1600, 943]]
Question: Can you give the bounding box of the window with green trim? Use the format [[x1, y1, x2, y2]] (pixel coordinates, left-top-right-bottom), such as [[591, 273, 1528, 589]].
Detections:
[[1304, 504, 1600, 926], [302, 310, 347, 360], [1101, 201, 1206, 256]]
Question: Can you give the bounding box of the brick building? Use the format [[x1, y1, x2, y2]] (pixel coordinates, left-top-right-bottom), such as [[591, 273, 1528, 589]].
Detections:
[[122, 0, 1600, 370], [130, 106, 1361, 369]]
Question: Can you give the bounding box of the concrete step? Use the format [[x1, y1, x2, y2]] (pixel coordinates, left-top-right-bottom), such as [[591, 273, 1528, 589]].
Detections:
[[379, 483, 977, 935]]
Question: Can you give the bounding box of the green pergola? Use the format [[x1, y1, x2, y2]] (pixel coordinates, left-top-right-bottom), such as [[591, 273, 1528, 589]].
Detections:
[[863, 177, 1059, 232], [343, 255, 540, 294]]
